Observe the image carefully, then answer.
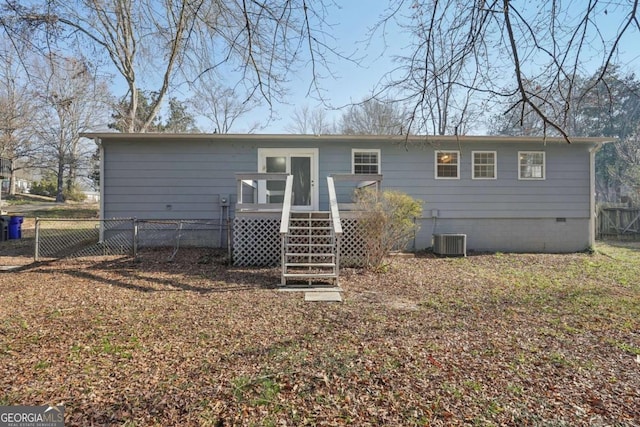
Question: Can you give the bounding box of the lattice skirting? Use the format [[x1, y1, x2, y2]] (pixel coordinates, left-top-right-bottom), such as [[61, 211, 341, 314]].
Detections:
[[232, 216, 368, 267], [233, 217, 281, 266], [339, 218, 367, 267]]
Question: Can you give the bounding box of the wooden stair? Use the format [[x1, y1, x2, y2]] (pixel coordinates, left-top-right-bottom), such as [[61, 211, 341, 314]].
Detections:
[[281, 211, 339, 287]]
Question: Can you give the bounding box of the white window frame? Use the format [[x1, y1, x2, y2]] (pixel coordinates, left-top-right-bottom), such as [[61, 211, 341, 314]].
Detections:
[[472, 151, 497, 180], [518, 151, 546, 180], [435, 150, 460, 179], [351, 149, 381, 174]]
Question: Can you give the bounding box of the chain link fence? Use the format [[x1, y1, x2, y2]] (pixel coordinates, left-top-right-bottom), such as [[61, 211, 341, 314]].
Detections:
[[136, 219, 228, 261], [35, 218, 230, 261], [35, 218, 136, 260]]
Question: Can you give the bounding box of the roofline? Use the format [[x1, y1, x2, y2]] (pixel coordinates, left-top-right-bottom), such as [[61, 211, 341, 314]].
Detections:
[[80, 132, 616, 144]]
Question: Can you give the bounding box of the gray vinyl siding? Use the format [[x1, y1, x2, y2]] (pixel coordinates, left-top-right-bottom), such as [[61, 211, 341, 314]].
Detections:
[[414, 218, 591, 253], [317, 139, 591, 220], [377, 142, 591, 220], [103, 139, 257, 219], [101, 135, 596, 252]]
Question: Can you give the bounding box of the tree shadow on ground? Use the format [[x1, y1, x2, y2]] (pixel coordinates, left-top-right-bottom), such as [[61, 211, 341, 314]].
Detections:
[[5, 248, 282, 293]]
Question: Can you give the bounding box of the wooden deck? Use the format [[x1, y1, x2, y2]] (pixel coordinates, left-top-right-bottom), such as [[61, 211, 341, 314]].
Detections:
[[232, 173, 383, 284]]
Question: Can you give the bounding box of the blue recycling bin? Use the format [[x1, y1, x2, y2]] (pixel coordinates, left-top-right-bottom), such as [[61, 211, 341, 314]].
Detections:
[[8, 216, 23, 239]]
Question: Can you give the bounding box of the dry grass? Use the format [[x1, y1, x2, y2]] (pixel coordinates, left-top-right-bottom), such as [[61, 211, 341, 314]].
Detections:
[[0, 243, 639, 426]]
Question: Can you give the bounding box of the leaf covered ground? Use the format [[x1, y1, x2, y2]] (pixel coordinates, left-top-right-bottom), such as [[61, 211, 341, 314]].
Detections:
[[0, 243, 639, 426]]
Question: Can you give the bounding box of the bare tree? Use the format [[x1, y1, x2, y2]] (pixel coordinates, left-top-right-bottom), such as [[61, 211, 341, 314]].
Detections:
[[339, 98, 405, 135], [374, 0, 640, 139], [287, 105, 334, 134], [190, 76, 260, 134], [31, 53, 111, 201], [0, 40, 37, 195], [488, 66, 640, 202], [488, 78, 582, 137], [2, 0, 336, 133], [376, 2, 485, 135], [612, 127, 640, 203]]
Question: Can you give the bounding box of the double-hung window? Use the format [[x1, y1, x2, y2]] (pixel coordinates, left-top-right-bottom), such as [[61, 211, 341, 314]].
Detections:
[[435, 151, 460, 179], [519, 151, 545, 180], [352, 149, 380, 174], [472, 151, 497, 179]]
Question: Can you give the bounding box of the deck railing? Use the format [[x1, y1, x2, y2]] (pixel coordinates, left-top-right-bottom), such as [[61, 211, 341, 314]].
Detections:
[[329, 173, 384, 211], [235, 172, 290, 211]]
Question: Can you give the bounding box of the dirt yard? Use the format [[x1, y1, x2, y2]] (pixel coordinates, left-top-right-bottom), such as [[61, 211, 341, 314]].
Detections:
[[1, 242, 639, 426]]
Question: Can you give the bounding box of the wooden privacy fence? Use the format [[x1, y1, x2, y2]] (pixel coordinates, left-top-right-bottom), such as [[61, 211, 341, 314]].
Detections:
[[597, 206, 640, 239]]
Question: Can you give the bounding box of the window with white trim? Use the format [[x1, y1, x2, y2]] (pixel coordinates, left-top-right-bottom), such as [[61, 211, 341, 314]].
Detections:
[[435, 150, 460, 179], [472, 151, 496, 179], [352, 149, 380, 174], [519, 151, 545, 179]]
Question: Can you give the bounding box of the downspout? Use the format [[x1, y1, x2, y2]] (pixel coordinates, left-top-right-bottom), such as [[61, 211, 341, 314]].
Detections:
[[98, 138, 105, 242], [589, 142, 604, 247]]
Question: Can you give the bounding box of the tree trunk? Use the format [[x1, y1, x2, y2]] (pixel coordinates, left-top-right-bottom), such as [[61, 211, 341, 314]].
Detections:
[[56, 163, 65, 203], [9, 159, 16, 196], [67, 158, 76, 192]]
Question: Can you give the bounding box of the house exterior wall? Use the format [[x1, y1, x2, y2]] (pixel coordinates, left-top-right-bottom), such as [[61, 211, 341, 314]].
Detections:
[[415, 218, 590, 253], [101, 135, 599, 253]]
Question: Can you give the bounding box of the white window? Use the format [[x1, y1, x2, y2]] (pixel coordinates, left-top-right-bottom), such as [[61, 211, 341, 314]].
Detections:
[[472, 151, 496, 179], [435, 150, 460, 179], [352, 149, 380, 174], [519, 151, 545, 180]]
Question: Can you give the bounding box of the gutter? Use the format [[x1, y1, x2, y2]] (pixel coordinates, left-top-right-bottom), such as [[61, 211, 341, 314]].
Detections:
[[97, 138, 105, 241]]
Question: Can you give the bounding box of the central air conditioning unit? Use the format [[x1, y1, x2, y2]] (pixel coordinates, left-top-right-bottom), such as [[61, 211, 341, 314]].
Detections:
[[433, 234, 467, 256]]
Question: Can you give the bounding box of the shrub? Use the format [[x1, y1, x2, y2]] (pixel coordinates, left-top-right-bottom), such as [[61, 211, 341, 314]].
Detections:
[[354, 188, 423, 270], [29, 179, 57, 197], [63, 186, 87, 202], [30, 179, 87, 202]]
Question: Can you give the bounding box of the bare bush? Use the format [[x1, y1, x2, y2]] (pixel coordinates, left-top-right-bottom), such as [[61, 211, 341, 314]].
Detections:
[[355, 188, 423, 270]]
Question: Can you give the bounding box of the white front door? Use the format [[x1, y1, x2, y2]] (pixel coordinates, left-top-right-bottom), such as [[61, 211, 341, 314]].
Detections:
[[258, 148, 319, 210]]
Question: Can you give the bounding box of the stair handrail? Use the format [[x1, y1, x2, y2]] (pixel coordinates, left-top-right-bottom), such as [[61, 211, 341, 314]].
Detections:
[[327, 176, 342, 283], [279, 174, 294, 234], [326, 176, 343, 235]]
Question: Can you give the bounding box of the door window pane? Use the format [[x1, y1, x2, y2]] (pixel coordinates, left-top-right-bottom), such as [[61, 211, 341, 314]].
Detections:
[[291, 156, 311, 206], [266, 156, 287, 203], [266, 156, 287, 173]]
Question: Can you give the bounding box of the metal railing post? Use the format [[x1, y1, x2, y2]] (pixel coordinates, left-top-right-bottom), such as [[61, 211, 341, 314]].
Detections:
[[132, 218, 138, 257], [34, 218, 40, 262]]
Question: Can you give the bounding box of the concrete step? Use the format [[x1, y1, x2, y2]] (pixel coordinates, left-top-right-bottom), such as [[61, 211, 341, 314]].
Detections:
[[305, 291, 342, 302]]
